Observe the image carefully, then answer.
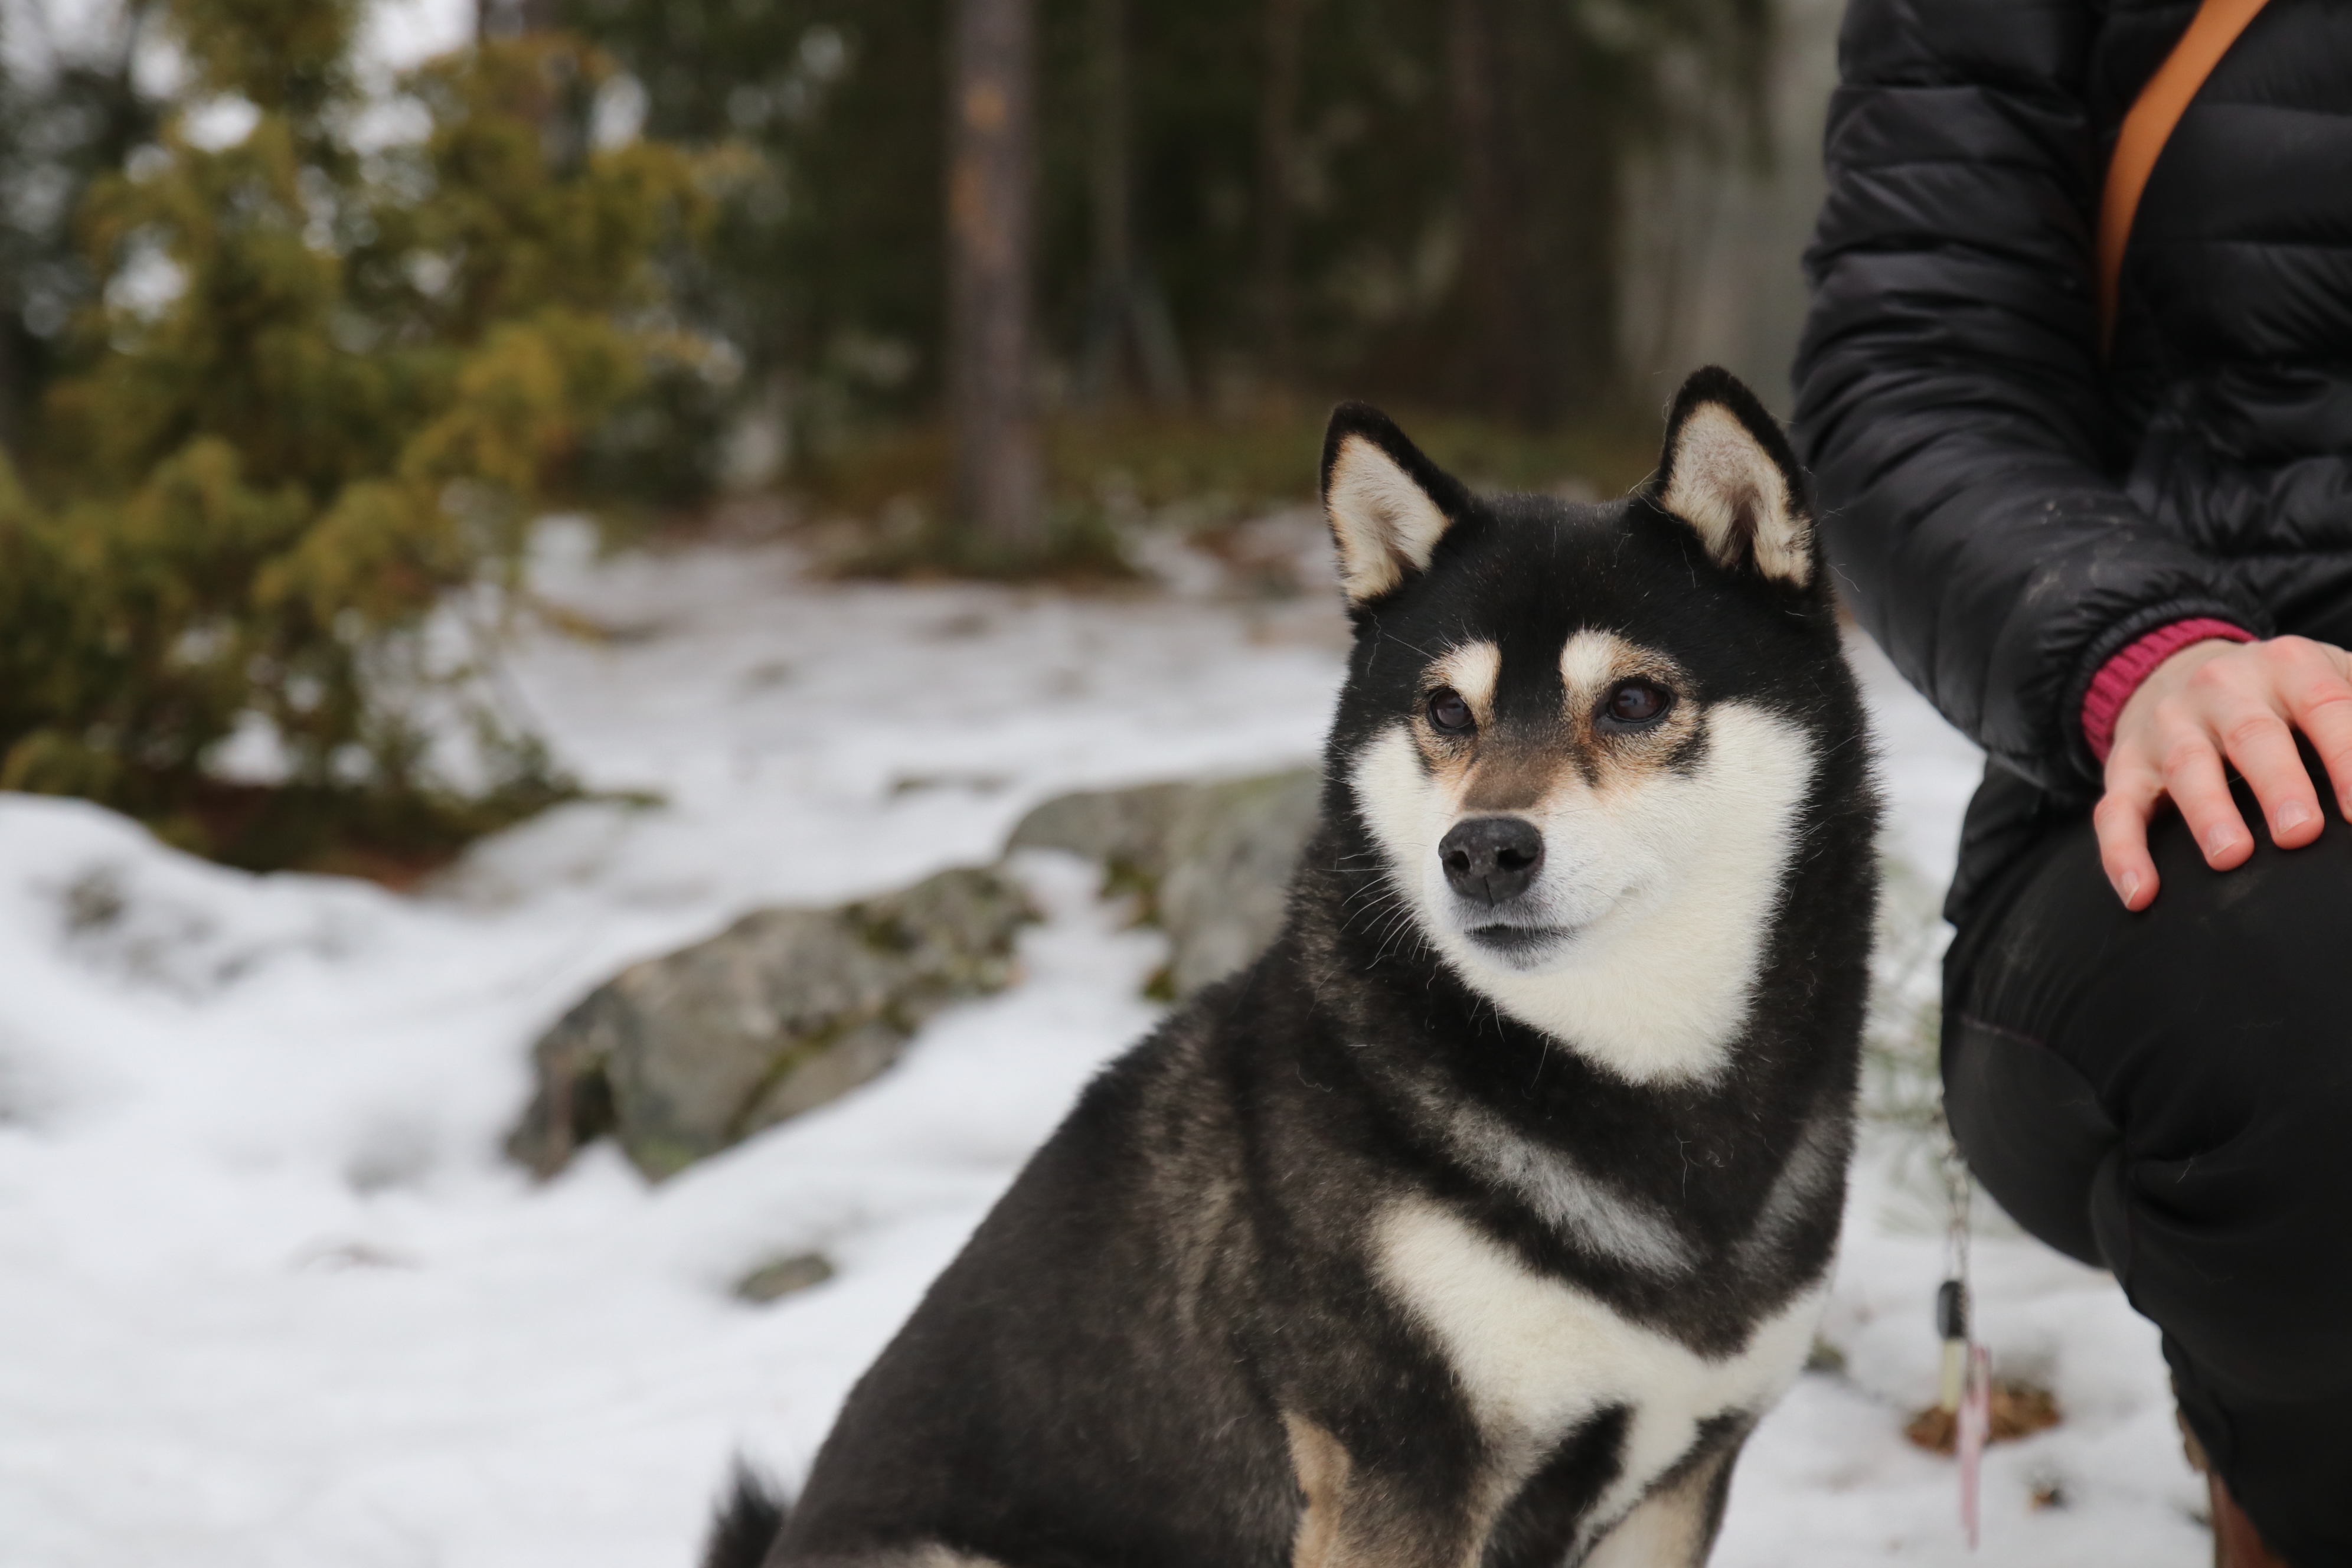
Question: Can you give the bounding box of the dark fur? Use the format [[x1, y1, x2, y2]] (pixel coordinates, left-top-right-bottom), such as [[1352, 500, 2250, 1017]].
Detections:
[[708, 370, 1879, 1568], [704, 1466, 790, 1568]]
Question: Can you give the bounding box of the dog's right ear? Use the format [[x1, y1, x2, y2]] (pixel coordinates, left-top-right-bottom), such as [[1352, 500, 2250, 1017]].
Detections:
[[1321, 403, 1471, 607]]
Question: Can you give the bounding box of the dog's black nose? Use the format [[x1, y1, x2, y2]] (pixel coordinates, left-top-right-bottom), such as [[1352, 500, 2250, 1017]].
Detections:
[[1438, 817, 1544, 905]]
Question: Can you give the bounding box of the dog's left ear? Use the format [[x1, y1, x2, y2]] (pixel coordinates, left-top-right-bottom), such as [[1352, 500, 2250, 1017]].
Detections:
[[1321, 402, 1472, 606], [1649, 367, 1814, 588]]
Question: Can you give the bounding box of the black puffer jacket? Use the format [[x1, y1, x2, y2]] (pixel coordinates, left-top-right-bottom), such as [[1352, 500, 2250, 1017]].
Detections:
[[1793, 0, 2352, 919]]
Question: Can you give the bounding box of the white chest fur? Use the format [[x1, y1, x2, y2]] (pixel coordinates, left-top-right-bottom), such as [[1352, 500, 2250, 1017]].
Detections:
[[1374, 1198, 1824, 1543]]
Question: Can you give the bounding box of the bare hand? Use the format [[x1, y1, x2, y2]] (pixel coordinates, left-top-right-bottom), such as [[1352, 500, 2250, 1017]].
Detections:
[[2094, 636, 2352, 910]]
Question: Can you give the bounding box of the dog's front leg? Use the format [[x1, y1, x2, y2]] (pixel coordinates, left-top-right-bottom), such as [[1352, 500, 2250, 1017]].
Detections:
[[1281, 1411, 1481, 1568]]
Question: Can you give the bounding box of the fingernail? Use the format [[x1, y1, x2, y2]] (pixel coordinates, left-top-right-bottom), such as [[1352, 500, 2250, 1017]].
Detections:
[[2204, 827, 2239, 858], [2119, 873, 2141, 905], [2278, 802, 2313, 831]]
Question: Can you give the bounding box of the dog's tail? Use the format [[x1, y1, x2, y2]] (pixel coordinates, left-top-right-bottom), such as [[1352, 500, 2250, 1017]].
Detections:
[[698, 1459, 788, 1568]]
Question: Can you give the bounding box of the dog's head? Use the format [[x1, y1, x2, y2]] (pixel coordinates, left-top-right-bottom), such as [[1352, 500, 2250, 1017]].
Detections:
[[1321, 367, 1858, 1084]]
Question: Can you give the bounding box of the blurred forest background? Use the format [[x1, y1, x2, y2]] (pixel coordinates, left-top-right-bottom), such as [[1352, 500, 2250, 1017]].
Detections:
[[0, 0, 1838, 872]]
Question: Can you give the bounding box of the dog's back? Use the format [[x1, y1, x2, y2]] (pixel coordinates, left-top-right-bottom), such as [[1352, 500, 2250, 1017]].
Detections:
[[710, 368, 1879, 1568]]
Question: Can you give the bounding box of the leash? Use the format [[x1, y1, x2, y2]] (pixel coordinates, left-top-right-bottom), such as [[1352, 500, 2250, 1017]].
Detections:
[[1937, 1132, 1991, 1548], [2096, 0, 2271, 357]]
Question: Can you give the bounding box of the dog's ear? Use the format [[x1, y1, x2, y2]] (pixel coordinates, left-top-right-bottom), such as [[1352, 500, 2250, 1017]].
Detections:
[[1649, 367, 1814, 587], [1321, 403, 1471, 606]]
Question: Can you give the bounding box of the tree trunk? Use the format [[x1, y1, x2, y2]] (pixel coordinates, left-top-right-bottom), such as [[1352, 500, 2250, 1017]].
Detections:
[[1255, 0, 1309, 394], [478, 0, 561, 40], [0, 309, 18, 458], [1077, 0, 1185, 410], [946, 0, 1044, 557], [1448, 0, 1550, 424]]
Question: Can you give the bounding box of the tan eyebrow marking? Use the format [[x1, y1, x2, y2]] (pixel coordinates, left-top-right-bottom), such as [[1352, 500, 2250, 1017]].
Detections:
[[1552, 628, 1702, 799], [1559, 629, 1634, 713], [1431, 639, 1501, 721]]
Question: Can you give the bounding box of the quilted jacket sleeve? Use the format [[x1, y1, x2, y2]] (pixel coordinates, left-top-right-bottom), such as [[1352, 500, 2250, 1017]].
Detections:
[[1792, 0, 2265, 796]]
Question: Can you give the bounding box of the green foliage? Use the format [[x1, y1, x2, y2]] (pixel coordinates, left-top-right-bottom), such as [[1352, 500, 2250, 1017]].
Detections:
[[568, 0, 1773, 435], [798, 403, 1655, 584], [172, 0, 361, 124], [0, 3, 711, 870], [806, 405, 1654, 522], [567, 0, 941, 449], [0, 3, 165, 439]]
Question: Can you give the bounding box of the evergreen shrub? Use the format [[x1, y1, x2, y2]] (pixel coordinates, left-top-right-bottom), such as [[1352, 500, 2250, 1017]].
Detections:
[[1, 1, 714, 873]]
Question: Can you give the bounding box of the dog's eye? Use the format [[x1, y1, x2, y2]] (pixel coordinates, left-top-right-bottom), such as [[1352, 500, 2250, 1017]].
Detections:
[[1602, 680, 1671, 727], [1426, 687, 1475, 734]]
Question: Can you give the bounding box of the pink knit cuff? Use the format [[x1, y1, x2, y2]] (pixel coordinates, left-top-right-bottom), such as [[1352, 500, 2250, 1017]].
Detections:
[[2082, 618, 2256, 763]]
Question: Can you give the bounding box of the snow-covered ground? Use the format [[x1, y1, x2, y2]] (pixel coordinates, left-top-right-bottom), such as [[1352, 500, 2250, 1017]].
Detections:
[[0, 527, 2209, 1564]]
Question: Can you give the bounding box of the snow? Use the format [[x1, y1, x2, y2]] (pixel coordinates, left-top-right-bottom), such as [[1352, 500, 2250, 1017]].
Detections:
[[0, 531, 2209, 1564]]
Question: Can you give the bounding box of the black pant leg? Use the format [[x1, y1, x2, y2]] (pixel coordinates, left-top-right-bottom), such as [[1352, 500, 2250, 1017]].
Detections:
[[1945, 765, 2352, 1566]]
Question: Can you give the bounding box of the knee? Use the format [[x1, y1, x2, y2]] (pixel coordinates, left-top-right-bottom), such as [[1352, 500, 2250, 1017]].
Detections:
[[1950, 808, 2352, 1400], [1942, 1018, 2115, 1268], [2109, 1068, 2352, 1404]]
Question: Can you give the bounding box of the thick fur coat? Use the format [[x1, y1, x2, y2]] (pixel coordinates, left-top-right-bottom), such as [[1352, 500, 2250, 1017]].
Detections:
[[710, 367, 1880, 1568]]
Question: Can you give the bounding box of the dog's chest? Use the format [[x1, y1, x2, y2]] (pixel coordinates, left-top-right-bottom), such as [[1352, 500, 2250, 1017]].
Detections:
[[1374, 1197, 1822, 1530]]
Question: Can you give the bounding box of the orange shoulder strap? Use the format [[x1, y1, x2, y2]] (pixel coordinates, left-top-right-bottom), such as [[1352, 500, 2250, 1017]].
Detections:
[[2098, 0, 2270, 357]]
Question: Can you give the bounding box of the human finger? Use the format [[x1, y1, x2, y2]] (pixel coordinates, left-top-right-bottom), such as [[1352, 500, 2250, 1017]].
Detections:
[[2270, 639, 2352, 818], [2155, 723, 2255, 870], [2093, 767, 2164, 911], [2209, 697, 2322, 849]]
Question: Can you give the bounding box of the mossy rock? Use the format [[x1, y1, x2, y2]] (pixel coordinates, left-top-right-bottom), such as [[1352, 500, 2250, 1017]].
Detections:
[[511, 772, 1321, 1182], [1008, 767, 1322, 998], [508, 866, 1031, 1180]]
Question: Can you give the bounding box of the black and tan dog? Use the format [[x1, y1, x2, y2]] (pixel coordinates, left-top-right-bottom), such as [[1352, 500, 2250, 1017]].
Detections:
[[707, 367, 1880, 1568]]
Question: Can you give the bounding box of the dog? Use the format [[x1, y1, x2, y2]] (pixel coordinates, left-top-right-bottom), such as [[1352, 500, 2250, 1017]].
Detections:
[[705, 366, 1880, 1568]]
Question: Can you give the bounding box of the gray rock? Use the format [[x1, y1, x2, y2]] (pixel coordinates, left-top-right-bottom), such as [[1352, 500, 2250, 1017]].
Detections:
[[507, 770, 1321, 1184], [1009, 767, 1322, 998], [1002, 781, 1197, 881], [508, 867, 1030, 1180]]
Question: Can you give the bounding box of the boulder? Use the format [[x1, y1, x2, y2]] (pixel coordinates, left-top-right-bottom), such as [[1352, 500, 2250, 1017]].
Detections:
[[1008, 767, 1321, 998], [506, 768, 1323, 1182], [508, 867, 1030, 1180]]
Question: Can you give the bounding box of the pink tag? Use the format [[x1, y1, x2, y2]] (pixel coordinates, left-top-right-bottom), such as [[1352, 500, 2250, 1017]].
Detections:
[[1958, 1344, 1991, 1549]]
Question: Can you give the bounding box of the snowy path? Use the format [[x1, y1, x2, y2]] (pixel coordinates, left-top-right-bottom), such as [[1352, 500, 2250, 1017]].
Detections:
[[0, 534, 2206, 1564]]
